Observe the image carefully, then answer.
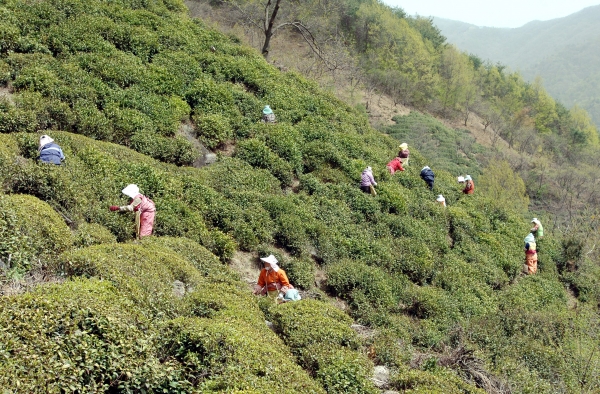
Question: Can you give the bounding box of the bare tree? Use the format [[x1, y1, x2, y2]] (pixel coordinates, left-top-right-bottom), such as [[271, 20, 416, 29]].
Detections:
[[223, 0, 336, 67]]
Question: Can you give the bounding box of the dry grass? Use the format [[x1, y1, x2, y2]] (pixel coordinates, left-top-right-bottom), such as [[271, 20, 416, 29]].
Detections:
[[1, 268, 64, 297], [411, 345, 512, 394]]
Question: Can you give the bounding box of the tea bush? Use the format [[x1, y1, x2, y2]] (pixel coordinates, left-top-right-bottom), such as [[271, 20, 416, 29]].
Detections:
[[0, 279, 189, 392], [269, 300, 377, 393], [72, 222, 117, 247], [270, 299, 359, 352], [300, 344, 378, 394], [389, 366, 485, 394], [279, 256, 315, 290], [326, 259, 398, 314], [0, 0, 596, 391], [159, 316, 326, 393], [0, 193, 72, 273]]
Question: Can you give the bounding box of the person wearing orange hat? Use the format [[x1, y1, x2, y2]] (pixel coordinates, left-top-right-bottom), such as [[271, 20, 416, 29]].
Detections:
[[109, 184, 156, 239], [253, 254, 293, 300]]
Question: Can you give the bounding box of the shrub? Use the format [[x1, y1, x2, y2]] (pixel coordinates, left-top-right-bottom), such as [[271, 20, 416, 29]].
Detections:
[[193, 112, 232, 149], [0, 279, 189, 392], [270, 299, 359, 352], [130, 130, 199, 165], [326, 259, 397, 310], [369, 328, 414, 367], [73, 222, 117, 247], [0, 193, 72, 273], [159, 316, 326, 393], [385, 238, 436, 284], [301, 344, 378, 394], [389, 366, 485, 394], [58, 243, 205, 317], [279, 256, 315, 290], [235, 138, 294, 186]]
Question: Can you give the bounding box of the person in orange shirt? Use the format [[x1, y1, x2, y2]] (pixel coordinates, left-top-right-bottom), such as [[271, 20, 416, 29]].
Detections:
[[253, 254, 293, 299], [463, 175, 474, 194]]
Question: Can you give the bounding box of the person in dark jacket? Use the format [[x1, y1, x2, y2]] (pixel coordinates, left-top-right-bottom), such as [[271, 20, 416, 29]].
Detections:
[[420, 166, 435, 190], [38, 135, 65, 165]]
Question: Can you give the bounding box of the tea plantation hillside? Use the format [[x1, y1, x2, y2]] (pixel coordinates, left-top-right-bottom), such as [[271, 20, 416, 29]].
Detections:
[[1, 0, 599, 393]]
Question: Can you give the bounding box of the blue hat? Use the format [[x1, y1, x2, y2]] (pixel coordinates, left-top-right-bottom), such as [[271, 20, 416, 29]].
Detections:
[[263, 105, 273, 115]]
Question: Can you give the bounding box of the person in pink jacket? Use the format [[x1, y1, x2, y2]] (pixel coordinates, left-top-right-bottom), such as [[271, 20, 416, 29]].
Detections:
[[109, 184, 156, 239]]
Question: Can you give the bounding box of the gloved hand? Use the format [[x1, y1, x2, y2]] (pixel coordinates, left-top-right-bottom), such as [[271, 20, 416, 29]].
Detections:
[[109, 206, 119, 211]]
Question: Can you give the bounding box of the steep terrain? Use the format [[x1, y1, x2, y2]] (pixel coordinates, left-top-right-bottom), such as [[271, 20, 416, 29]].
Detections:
[[434, 5, 600, 126], [0, 0, 599, 393]]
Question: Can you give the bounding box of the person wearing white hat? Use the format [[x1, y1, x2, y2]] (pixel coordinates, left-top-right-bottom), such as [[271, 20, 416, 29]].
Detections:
[[436, 194, 446, 208], [462, 175, 474, 194], [253, 254, 293, 300], [530, 218, 543, 239], [261, 105, 276, 123], [397, 143, 410, 166], [38, 135, 65, 165], [109, 184, 156, 239], [360, 166, 377, 195]]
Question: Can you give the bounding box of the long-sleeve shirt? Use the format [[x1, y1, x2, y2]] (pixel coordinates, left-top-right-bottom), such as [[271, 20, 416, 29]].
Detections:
[[463, 180, 474, 194], [387, 158, 404, 174], [262, 113, 276, 123], [531, 224, 544, 238], [39, 143, 65, 165], [398, 149, 410, 158], [119, 194, 156, 239], [360, 170, 377, 187], [257, 268, 290, 292]]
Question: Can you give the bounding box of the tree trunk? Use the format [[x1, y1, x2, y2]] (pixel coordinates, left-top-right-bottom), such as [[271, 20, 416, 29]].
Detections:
[[261, 0, 282, 59]]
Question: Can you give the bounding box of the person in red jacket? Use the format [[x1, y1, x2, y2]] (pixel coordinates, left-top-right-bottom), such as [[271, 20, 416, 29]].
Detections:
[[109, 184, 156, 239], [253, 254, 293, 300], [386, 157, 405, 175], [463, 175, 475, 194]]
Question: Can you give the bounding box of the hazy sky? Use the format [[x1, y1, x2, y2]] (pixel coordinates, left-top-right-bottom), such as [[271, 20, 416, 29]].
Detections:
[[381, 0, 600, 28]]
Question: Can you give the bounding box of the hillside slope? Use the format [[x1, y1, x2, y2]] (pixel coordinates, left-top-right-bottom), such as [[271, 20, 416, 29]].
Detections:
[[434, 5, 600, 126], [0, 0, 599, 393]]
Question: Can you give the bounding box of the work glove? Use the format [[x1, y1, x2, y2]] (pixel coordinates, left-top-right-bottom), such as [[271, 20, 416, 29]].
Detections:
[[109, 206, 119, 211]]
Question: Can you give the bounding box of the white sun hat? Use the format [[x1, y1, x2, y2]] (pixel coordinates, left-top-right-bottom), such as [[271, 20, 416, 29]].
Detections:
[[39, 135, 54, 149], [260, 254, 278, 265], [260, 254, 280, 271], [121, 184, 140, 199]]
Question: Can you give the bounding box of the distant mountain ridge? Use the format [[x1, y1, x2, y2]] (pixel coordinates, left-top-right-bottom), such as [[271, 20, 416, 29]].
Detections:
[[433, 5, 600, 127]]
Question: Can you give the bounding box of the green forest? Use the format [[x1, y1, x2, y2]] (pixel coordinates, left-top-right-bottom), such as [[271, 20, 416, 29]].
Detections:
[[0, 0, 599, 393]]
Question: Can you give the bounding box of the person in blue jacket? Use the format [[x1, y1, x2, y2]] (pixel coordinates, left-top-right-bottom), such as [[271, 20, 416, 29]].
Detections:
[[38, 135, 65, 165], [420, 166, 435, 190]]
